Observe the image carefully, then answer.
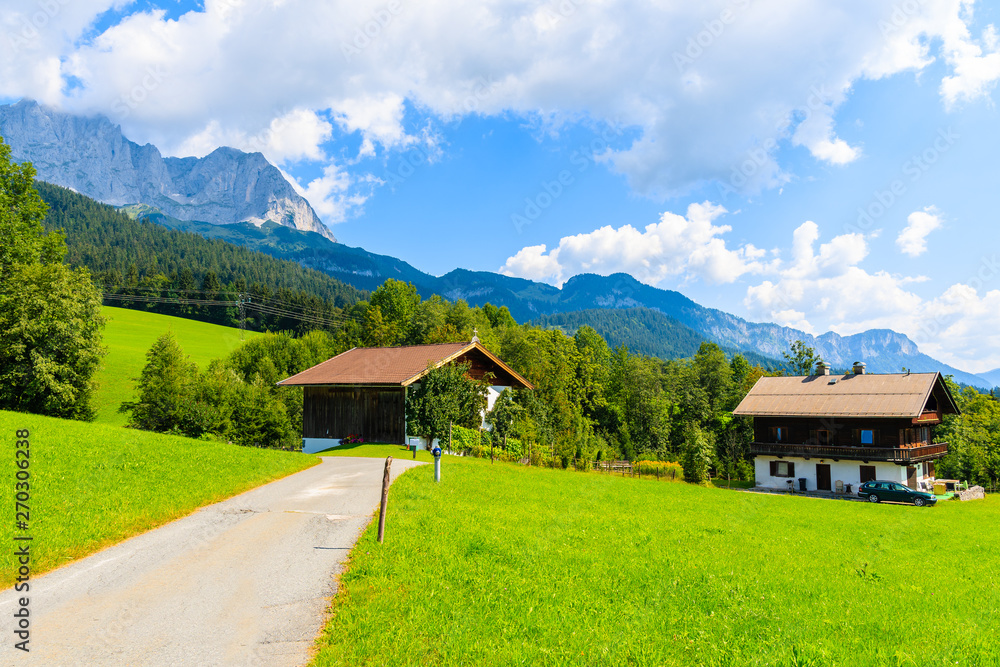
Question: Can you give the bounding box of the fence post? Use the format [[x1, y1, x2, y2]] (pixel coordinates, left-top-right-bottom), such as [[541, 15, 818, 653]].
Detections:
[[377, 456, 392, 544]]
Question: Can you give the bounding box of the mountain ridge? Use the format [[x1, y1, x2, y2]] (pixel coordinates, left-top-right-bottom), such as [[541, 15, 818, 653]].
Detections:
[[0, 99, 334, 241], [4, 102, 991, 388], [111, 208, 995, 388]]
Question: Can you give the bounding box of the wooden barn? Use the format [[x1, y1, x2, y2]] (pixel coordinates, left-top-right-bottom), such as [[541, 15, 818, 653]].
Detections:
[[278, 340, 533, 453], [733, 362, 959, 493]]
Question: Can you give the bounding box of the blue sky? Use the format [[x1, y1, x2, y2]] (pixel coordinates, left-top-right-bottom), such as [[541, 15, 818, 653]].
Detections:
[[2, 0, 1000, 371]]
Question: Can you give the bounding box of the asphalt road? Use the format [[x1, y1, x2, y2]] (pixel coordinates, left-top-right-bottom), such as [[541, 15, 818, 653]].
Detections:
[[0, 456, 425, 667]]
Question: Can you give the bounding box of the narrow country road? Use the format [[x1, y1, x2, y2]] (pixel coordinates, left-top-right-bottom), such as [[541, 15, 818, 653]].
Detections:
[[0, 456, 425, 667]]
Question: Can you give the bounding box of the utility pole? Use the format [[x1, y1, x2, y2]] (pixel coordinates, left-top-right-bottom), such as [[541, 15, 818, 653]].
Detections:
[[238, 293, 251, 340]]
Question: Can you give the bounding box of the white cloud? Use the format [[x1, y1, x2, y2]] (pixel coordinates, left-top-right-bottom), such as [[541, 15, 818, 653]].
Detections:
[[741, 219, 1000, 373], [939, 17, 1000, 108], [4, 0, 997, 205], [897, 207, 943, 257], [283, 164, 376, 224], [500, 202, 770, 286], [173, 108, 333, 164], [918, 282, 1000, 372]]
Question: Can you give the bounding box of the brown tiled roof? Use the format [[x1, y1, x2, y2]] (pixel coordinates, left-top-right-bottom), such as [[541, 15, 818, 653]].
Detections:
[[732, 372, 958, 418], [277, 341, 533, 389]]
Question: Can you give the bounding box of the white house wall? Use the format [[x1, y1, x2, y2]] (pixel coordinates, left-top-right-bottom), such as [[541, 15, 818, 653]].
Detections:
[[754, 456, 934, 492]]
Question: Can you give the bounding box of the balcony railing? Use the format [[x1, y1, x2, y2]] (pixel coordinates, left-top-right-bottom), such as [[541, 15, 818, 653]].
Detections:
[[749, 442, 948, 463]]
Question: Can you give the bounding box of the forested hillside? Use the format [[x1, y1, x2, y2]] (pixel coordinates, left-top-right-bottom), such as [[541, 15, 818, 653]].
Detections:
[[531, 307, 785, 368], [37, 181, 366, 333]]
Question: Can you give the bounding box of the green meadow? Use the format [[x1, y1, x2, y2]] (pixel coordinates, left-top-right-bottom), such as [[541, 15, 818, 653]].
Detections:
[[313, 457, 1000, 666], [0, 410, 316, 587], [93, 306, 261, 425]]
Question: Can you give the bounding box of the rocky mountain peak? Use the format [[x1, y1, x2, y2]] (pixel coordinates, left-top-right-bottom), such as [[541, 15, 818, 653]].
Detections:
[[0, 99, 335, 242]]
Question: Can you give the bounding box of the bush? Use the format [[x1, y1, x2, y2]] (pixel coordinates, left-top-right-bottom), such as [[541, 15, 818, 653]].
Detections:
[[634, 460, 685, 480]]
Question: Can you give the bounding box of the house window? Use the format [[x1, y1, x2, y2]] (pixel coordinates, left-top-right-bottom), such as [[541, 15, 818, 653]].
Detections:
[[809, 430, 833, 445], [860, 429, 874, 445], [859, 465, 876, 483], [770, 460, 795, 478], [769, 426, 787, 442]]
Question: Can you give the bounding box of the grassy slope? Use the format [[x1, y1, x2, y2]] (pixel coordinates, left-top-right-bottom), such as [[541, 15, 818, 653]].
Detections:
[[94, 306, 261, 425], [1, 410, 317, 587], [313, 458, 1000, 666]]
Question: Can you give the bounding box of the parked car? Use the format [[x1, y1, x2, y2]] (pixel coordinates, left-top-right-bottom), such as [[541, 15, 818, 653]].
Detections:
[[857, 480, 937, 506]]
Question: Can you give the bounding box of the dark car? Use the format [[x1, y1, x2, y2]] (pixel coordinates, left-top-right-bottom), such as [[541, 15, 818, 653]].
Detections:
[[857, 480, 937, 506]]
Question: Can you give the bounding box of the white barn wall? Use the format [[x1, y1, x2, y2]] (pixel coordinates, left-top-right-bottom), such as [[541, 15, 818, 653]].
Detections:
[[302, 437, 341, 454], [754, 456, 934, 491]]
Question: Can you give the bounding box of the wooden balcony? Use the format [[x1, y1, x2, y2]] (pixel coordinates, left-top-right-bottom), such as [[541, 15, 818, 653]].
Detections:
[[750, 442, 948, 463]]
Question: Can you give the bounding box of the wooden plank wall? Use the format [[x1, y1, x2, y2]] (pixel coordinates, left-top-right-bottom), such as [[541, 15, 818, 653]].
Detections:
[[456, 349, 517, 385], [753, 417, 917, 448], [303, 387, 405, 443]]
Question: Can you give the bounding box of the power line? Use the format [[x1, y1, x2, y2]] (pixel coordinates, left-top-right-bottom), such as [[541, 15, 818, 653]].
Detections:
[[101, 291, 358, 331], [100, 285, 364, 324]]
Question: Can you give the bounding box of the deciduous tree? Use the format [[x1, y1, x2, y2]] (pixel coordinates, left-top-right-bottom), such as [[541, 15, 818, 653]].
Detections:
[[784, 340, 822, 376], [0, 137, 105, 420], [405, 361, 488, 458]]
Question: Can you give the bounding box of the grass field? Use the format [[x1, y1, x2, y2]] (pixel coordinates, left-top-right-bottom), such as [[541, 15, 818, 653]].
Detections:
[[312, 457, 1000, 666], [94, 306, 260, 425], [0, 410, 316, 587]]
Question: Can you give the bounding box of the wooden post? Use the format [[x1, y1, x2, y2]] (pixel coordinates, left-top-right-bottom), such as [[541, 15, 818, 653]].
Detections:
[[377, 456, 392, 544], [449, 422, 453, 453]]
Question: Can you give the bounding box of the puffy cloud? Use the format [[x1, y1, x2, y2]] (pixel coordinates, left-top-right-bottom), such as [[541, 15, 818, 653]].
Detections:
[[500, 202, 770, 286], [174, 108, 333, 163], [939, 17, 1000, 108], [0, 0, 126, 104], [897, 207, 943, 257], [918, 282, 1000, 372], [3, 0, 997, 204], [283, 164, 377, 224], [745, 220, 928, 331], [742, 219, 1000, 372]]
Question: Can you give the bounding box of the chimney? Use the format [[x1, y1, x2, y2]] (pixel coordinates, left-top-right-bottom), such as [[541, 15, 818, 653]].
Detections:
[[852, 361, 866, 375], [815, 361, 831, 376]]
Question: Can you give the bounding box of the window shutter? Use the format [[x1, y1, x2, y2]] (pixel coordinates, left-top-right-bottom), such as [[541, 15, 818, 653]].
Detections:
[[788, 462, 795, 477], [770, 460, 778, 476]]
